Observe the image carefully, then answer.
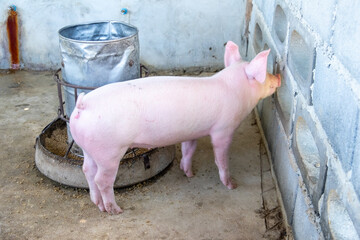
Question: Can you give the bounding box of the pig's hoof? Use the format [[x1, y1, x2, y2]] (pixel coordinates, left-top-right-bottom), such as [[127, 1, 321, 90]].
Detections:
[[227, 180, 237, 190], [180, 164, 194, 177], [223, 178, 237, 190], [185, 170, 194, 178], [181, 168, 194, 178], [97, 203, 106, 212], [91, 196, 105, 212], [92, 199, 105, 212], [105, 202, 123, 215]]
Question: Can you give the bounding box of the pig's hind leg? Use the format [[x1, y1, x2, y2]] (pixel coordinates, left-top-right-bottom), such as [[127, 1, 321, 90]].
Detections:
[[211, 133, 237, 190], [93, 148, 127, 214], [180, 140, 197, 177], [82, 151, 105, 212]]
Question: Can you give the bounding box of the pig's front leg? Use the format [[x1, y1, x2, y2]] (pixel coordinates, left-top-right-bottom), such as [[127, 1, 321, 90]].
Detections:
[[211, 133, 237, 190], [83, 151, 105, 212], [180, 140, 197, 177], [93, 148, 127, 214]]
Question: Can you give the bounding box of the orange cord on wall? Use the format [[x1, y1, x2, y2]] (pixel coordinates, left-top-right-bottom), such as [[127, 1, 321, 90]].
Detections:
[[7, 5, 20, 70]]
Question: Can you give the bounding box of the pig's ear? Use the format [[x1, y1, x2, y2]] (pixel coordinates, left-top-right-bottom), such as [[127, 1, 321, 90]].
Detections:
[[224, 41, 241, 67], [245, 49, 270, 83]]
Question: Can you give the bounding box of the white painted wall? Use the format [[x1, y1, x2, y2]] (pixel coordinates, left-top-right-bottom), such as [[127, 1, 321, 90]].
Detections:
[[0, 0, 243, 70]]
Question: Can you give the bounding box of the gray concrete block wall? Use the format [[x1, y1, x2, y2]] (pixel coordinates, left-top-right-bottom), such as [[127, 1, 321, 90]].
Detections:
[[353, 125, 360, 196], [240, 0, 360, 239], [292, 186, 320, 240], [301, 0, 335, 41], [313, 49, 359, 172], [332, 0, 360, 81]]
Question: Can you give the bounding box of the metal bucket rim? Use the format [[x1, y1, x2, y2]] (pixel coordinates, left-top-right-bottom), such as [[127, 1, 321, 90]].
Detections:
[[58, 20, 138, 44]]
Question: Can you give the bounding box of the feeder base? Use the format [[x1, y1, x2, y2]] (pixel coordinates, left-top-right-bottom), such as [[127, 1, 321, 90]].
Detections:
[[35, 118, 175, 188]]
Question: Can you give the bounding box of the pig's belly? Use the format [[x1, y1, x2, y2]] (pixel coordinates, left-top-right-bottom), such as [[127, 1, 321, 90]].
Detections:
[[130, 124, 211, 148]]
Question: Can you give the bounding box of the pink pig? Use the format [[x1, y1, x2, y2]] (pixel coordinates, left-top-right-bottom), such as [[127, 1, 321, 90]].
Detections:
[[69, 41, 281, 214]]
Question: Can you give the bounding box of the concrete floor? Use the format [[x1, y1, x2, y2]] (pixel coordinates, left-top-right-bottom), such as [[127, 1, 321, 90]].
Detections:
[[0, 70, 287, 239]]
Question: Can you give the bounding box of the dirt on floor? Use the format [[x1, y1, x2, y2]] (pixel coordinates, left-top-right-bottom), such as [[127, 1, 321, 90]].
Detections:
[[0, 70, 290, 240]]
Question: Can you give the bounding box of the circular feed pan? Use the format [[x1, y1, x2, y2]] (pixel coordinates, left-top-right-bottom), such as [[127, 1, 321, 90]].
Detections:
[[35, 118, 175, 188]]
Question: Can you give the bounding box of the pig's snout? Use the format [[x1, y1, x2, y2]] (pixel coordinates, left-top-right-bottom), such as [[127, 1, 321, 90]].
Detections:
[[276, 74, 281, 87]]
